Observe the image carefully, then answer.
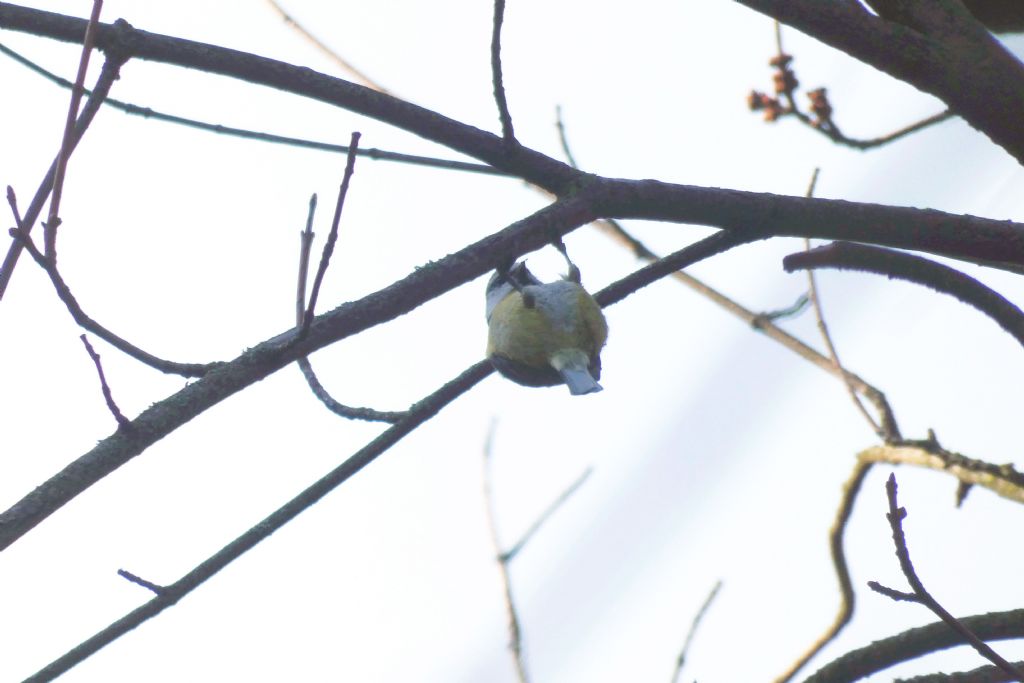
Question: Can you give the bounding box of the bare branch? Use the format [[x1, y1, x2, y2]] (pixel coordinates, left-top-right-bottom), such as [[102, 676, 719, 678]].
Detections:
[[0, 52, 125, 299], [264, 0, 393, 95], [296, 193, 317, 323], [0, 40, 511, 177], [7, 226, 217, 378], [501, 467, 592, 562], [670, 581, 723, 683], [44, 0, 103, 259], [594, 229, 766, 307], [869, 473, 1024, 682], [293, 191, 404, 423], [303, 131, 361, 334], [482, 423, 531, 683], [803, 608, 1024, 683], [6, 6, 1024, 276], [800, 170, 883, 438], [116, 569, 164, 596], [295, 357, 406, 423], [775, 461, 873, 683], [735, 0, 1024, 163], [784, 242, 1024, 349], [859, 441, 1024, 505], [79, 334, 129, 429], [491, 0, 516, 146], [895, 659, 1024, 683], [750, 27, 954, 150]]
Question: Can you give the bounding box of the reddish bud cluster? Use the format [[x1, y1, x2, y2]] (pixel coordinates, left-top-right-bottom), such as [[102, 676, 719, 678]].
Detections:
[[747, 51, 837, 131], [770, 53, 798, 95], [808, 88, 833, 126], [747, 91, 785, 122]]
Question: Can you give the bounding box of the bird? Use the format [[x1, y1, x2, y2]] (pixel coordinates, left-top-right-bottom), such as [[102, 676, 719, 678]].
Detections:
[[485, 252, 608, 396]]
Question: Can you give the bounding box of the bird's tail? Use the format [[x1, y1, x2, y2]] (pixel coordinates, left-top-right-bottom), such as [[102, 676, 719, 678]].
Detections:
[[550, 349, 602, 395]]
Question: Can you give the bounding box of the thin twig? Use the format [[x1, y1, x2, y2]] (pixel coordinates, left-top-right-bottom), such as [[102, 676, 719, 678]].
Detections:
[[491, 0, 516, 146], [303, 132, 361, 334], [554, 105, 579, 168], [784, 242, 1024, 349], [7, 226, 215, 377], [0, 41, 509, 178], [850, 110, 956, 149], [44, 0, 103, 259], [482, 422, 531, 683], [79, 334, 129, 429], [293, 191, 404, 422], [295, 357, 406, 423], [630, 212, 893, 433], [296, 193, 317, 323], [801, 169, 883, 438], [670, 580, 723, 683], [501, 467, 593, 562], [754, 24, 955, 150], [0, 53, 125, 300], [595, 230, 768, 307], [116, 569, 165, 596], [774, 461, 873, 683], [756, 292, 811, 323], [264, 0, 392, 95], [868, 473, 1024, 682]]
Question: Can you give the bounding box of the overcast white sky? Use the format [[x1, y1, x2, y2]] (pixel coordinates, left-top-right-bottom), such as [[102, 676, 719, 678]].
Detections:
[[2, 2, 1024, 681]]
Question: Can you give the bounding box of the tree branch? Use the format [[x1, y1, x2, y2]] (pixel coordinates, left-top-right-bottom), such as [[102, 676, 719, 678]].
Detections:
[[735, 0, 1024, 164], [783, 242, 1024, 349], [0, 49, 125, 299], [867, 473, 1024, 682], [775, 462, 873, 683], [3, 5, 1024, 276], [802, 609, 1024, 683]]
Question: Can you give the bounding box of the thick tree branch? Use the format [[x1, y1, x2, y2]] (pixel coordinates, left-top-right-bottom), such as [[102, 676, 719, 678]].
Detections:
[[0, 5, 577, 193], [2, 5, 1023, 274], [802, 609, 1024, 683], [784, 242, 1024, 349], [594, 181, 1024, 274]]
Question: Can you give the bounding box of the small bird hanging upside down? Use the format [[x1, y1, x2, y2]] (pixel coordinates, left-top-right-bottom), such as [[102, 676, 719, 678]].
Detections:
[[485, 248, 608, 396]]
